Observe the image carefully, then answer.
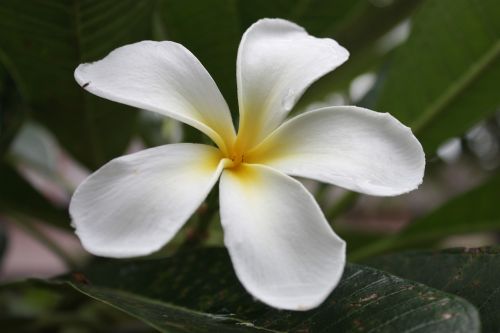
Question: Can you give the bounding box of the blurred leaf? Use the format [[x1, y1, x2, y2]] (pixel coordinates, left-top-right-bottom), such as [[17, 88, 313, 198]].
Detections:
[[33, 247, 481, 332], [0, 163, 69, 229], [0, 0, 156, 169], [367, 247, 500, 332], [350, 172, 500, 261], [237, 0, 362, 35], [9, 122, 59, 175], [8, 121, 80, 200], [236, 0, 297, 30], [0, 62, 5, 91], [376, 0, 500, 154], [330, 0, 422, 54], [295, 0, 423, 111], [0, 75, 27, 157], [0, 221, 6, 266]]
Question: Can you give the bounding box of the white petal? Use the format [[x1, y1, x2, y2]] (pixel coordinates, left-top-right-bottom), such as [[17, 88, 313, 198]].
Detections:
[[70, 144, 223, 258], [249, 106, 425, 196], [236, 19, 349, 150], [219, 164, 345, 310], [75, 41, 235, 153]]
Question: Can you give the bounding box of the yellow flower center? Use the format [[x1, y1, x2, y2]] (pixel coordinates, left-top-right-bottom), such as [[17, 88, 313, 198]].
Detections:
[[220, 127, 266, 171], [224, 143, 246, 169]]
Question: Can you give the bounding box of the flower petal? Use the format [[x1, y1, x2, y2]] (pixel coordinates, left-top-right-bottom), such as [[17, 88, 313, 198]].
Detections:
[[75, 41, 235, 153], [249, 106, 425, 196], [219, 164, 346, 310], [70, 144, 224, 258], [236, 18, 349, 150]]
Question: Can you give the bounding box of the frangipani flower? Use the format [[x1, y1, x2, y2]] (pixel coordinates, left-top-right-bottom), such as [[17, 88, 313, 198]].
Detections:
[[70, 18, 425, 311]]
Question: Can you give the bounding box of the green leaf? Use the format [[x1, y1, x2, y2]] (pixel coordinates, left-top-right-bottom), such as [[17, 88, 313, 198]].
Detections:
[[367, 247, 500, 332], [349, 172, 500, 261], [0, 0, 156, 169], [376, 0, 500, 154], [39, 248, 480, 332], [0, 163, 69, 229]]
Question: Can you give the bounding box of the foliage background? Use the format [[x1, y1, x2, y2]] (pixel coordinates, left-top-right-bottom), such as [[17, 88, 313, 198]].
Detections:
[[0, 0, 499, 332]]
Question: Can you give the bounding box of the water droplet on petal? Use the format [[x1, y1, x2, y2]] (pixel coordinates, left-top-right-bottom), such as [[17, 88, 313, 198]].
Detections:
[[281, 88, 296, 111]]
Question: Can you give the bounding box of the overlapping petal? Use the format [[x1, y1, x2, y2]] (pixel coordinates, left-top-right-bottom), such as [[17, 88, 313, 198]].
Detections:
[[70, 144, 224, 258], [75, 41, 235, 153], [248, 106, 425, 196], [219, 164, 346, 310], [236, 18, 349, 150]]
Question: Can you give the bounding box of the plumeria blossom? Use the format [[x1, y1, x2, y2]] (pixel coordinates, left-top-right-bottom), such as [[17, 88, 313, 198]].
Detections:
[[70, 18, 425, 311]]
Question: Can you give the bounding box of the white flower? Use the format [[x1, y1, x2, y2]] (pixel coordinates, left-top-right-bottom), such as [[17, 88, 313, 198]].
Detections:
[[70, 18, 425, 311]]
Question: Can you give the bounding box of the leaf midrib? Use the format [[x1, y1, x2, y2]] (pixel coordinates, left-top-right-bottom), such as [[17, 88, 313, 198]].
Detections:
[[66, 282, 284, 333]]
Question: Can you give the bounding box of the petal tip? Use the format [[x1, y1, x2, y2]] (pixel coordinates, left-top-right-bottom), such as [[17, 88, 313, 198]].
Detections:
[[74, 64, 87, 85], [253, 17, 304, 30]]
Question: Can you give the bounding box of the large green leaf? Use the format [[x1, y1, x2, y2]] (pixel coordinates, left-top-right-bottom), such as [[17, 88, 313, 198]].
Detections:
[[0, 0, 155, 169], [31, 248, 480, 332], [350, 172, 500, 261], [368, 247, 500, 332], [376, 0, 500, 154]]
